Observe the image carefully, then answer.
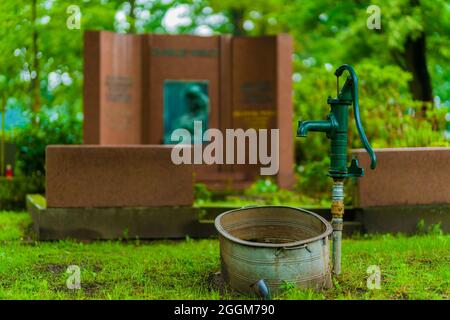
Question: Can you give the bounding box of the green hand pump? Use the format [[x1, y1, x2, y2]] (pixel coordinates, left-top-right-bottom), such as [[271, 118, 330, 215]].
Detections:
[[297, 64, 377, 275]]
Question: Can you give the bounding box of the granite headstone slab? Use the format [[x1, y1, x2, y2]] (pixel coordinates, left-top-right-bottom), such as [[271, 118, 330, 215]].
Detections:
[[83, 31, 294, 188], [353, 147, 450, 207]]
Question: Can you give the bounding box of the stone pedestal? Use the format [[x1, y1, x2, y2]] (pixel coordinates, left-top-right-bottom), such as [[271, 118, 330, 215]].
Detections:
[[353, 147, 450, 207], [46, 145, 193, 208]]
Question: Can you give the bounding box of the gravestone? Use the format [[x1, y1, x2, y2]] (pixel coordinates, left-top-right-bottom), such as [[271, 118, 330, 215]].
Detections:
[[353, 147, 450, 234], [46, 145, 193, 208], [354, 147, 450, 207], [84, 31, 294, 189]]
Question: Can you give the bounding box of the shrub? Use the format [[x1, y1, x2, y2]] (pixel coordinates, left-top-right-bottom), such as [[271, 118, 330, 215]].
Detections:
[[14, 109, 82, 177], [0, 176, 44, 210], [194, 183, 212, 204]]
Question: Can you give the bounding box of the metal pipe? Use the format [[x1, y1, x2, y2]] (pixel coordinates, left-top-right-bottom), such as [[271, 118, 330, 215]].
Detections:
[[331, 179, 344, 275], [296, 120, 333, 137]]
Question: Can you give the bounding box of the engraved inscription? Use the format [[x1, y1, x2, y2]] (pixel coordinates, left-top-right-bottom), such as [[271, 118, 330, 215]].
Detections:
[[151, 47, 219, 58], [232, 109, 276, 129], [240, 81, 273, 105], [104, 106, 132, 130], [105, 76, 132, 103]]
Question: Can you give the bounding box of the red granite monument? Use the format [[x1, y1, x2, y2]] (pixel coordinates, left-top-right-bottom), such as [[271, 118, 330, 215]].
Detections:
[[83, 31, 295, 189]]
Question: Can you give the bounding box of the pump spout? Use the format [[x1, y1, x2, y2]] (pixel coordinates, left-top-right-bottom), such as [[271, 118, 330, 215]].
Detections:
[[297, 119, 334, 137]]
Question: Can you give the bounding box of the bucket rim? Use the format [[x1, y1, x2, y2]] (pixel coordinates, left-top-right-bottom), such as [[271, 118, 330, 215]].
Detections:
[[214, 205, 333, 248]]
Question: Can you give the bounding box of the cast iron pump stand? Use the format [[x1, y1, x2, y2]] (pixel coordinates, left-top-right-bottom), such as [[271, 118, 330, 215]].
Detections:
[[297, 64, 377, 275]]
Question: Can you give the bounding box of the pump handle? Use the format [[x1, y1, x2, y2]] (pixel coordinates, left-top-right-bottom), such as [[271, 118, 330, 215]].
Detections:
[[334, 64, 377, 169]]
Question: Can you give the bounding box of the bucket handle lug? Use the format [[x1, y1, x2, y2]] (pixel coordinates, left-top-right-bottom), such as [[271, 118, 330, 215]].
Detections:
[[280, 244, 312, 253]]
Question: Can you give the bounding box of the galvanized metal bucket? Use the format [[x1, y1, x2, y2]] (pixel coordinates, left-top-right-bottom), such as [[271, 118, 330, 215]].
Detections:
[[215, 206, 333, 296]]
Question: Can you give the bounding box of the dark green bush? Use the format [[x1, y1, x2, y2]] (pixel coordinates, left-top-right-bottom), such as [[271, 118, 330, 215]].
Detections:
[[0, 176, 44, 210], [194, 183, 212, 204], [14, 109, 82, 177], [245, 178, 279, 194]]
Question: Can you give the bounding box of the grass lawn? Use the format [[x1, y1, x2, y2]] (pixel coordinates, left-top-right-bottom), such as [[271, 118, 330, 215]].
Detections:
[[0, 211, 448, 300]]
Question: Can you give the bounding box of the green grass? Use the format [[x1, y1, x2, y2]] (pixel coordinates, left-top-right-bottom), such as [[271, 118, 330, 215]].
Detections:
[[0, 211, 448, 300]]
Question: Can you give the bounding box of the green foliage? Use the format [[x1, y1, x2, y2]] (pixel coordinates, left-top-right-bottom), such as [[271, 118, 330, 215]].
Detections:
[[280, 233, 449, 300], [211, 178, 331, 207], [282, 0, 450, 100], [14, 109, 82, 177], [0, 177, 44, 210], [194, 183, 212, 204], [416, 219, 443, 236], [295, 62, 449, 153], [246, 178, 279, 194], [296, 158, 331, 195], [0, 211, 32, 241]]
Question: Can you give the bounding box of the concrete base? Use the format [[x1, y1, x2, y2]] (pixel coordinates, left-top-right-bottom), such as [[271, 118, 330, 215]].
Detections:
[[353, 147, 450, 207], [27, 195, 216, 240], [356, 204, 450, 234], [27, 195, 449, 240]]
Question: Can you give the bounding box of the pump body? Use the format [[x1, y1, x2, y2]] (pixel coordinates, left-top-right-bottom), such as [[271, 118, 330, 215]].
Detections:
[[297, 64, 377, 275]]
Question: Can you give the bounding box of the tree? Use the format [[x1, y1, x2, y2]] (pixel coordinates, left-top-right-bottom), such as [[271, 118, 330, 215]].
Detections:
[[279, 0, 449, 103], [30, 0, 40, 112]]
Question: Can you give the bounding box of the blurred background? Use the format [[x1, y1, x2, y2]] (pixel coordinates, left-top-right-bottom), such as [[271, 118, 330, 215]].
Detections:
[[0, 0, 449, 208]]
